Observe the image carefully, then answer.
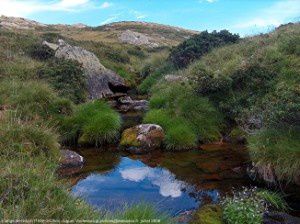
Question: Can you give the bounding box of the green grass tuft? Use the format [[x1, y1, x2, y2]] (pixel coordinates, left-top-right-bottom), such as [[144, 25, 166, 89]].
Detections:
[[62, 100, 121, 146], [144, 82, 222, 150]]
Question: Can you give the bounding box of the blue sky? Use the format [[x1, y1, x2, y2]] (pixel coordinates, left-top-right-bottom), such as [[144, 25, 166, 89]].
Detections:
[[1, 0, 299, 36]]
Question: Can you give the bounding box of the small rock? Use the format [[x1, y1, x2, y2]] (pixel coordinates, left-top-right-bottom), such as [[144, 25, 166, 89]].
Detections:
[[120, 124, 164, 154], [117, 96, 149, 112], [59, 149, 84, 168]]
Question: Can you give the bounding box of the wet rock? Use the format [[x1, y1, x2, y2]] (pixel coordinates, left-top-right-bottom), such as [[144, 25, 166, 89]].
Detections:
[[263, 212, 300, 224], [117, 96, 149, 112], [43, 39, 129, 99], [120, 124, 164, 154], [176, 210, 194, 224], [59, 149, 84, 168]]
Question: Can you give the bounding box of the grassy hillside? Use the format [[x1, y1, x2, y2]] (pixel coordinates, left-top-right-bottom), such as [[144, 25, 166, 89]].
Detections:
[[0, 16, 197, 87], [0, 18, 180, 221], [142, 23, 300, 183]]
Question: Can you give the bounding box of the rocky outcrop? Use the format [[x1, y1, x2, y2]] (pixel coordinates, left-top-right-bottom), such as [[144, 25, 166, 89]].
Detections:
[[43, 39, 128, 99], [120, 124, 164, 154], [59, 150, 84, 168], [115, 96, 149, 112], [119, 30, 159, 47], [0, 16, 47, 30]]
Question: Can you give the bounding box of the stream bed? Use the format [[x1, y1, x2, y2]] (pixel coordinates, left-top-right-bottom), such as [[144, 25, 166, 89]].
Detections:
[[59, 144, 251, 216]]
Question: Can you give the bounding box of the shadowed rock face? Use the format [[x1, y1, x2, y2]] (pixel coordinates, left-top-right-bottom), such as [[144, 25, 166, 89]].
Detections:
[[43, 39, 128, 99]]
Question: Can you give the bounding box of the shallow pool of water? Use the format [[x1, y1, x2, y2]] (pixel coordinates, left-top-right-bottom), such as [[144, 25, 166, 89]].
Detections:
[[60, 144, 250, 215]]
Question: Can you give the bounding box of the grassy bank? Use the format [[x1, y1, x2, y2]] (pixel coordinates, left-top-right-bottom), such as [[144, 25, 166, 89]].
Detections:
[[0, 29, 172, 222], [140, 23, 300, 183]]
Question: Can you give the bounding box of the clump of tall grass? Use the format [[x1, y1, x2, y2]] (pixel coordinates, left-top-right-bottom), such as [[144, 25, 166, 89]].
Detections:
[[0, 154, 101, 220], [0, 111, 60, 160], [248, 127, 300, 182], [113, 204, 173, 224], [61, 100, 121, 146], [144, 82, 222, 150], [0, 79, 74, 123]]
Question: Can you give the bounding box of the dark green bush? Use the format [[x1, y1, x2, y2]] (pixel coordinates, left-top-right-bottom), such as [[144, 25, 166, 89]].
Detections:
[[28, 43, 54, 61], [169, 30, 239, 68]]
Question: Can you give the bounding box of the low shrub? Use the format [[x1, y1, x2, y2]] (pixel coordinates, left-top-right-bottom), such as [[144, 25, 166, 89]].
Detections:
[[28, 43, 54, 61], [169, 30, 239, 68], [61, 100, 121, 146], [38, 59, 87, 104], [222, 187, 287, 224]]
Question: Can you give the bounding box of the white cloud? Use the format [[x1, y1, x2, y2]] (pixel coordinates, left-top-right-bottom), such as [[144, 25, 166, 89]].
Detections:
[[120, 167, 185, 198], [100, 1, 112, 9], [199, 0, 217, 3], [100, 15, 119, 25], [130, 10, 147, 20], [234, 0, 300, 29], [0, 0, 109, 17]]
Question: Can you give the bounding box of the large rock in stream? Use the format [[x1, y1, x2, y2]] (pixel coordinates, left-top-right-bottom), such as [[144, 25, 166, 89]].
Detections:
[[59, 149, 84, 168], [120, 124, 164, 154], [43, 39, 129, 99]]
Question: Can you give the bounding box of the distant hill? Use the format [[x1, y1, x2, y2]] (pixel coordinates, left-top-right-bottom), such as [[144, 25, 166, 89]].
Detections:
[[0, 16, 199, 85], [0, 16, 198, 47]]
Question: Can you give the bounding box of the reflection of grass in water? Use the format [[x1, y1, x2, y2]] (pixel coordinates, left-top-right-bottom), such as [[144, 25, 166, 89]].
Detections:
[[75, 149, 122, 175]]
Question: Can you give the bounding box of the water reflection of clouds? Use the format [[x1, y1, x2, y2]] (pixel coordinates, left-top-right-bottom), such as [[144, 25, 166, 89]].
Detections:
[[72, 174, 106, 197], [120, 166, 185, 198]]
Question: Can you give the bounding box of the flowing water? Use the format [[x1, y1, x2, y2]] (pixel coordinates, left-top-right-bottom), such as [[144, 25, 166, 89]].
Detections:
[[59, 144, 251, 216]]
